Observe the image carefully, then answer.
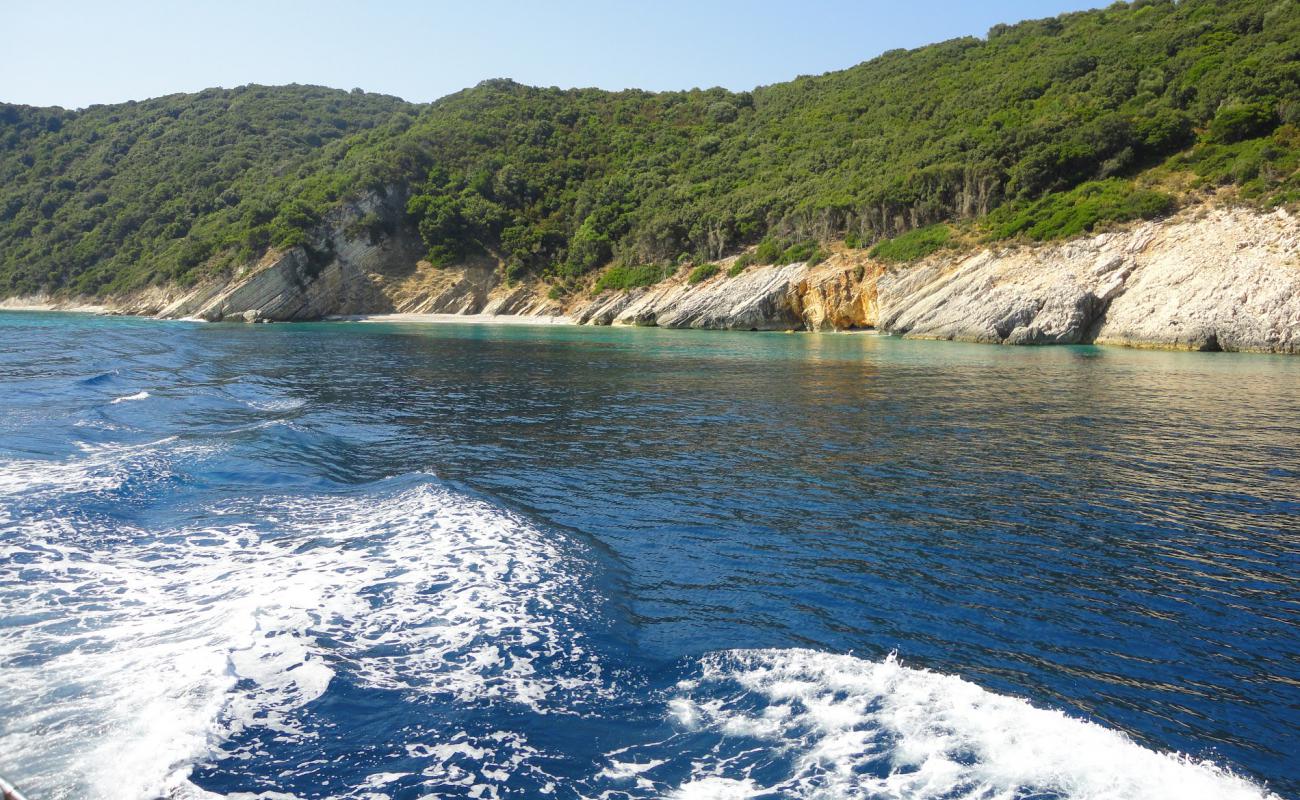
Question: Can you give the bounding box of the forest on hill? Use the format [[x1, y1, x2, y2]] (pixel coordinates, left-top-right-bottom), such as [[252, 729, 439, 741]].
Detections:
[[1, 0, 1298, 297]]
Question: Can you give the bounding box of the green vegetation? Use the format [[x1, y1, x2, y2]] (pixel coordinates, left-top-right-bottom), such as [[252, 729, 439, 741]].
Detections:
[[987, 179, 1176, 240], [592, 263, 673, 293], [780, 241, 829, 266], [1209, 102, 1279, 143], [1172, 123, 1300, 205], [747, 237, 829, 267], [870, 224, 955, 262], [2, 0, 1298, 297], [687, 263, 721, 284], [0, 85, 408, 294]]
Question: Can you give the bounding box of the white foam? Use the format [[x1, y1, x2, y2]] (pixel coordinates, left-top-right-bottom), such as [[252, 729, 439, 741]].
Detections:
[[0, 456, 606, 799], [669, 777, 762, 800], [0, 437, 179, 498], [2, 442, 1280, 800], [663, 649, 1279, 800], [361, 771, 411, 786], [410, 729, 557, 799], [600, 758, 668, 780], [110, 390, 150, 404]]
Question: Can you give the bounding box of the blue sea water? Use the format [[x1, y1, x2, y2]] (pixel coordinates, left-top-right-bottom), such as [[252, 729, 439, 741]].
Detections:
[[0, 311, 1297, 800]]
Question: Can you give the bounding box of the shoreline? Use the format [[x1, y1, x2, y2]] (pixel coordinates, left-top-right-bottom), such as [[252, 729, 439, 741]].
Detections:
[[0, 301, 109, 314], [0, 304, 1293, 356], [5, 206, 1295, 354], [328, 312, 578, 327]]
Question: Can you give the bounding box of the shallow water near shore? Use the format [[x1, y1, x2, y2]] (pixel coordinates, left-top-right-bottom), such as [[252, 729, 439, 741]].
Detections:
[[1, 311, 1297, 800]]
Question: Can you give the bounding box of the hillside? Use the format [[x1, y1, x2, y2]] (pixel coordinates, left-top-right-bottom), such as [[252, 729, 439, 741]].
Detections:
[[0, 85, 409, 294], [1, 0, 1298, 298]]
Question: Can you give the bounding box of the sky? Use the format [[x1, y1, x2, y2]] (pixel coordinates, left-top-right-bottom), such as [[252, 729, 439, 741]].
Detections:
[[3, 0, 1110, 109]]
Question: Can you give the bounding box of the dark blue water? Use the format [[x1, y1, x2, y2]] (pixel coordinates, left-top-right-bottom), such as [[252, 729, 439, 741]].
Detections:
[[1, 311, 1297, 800]]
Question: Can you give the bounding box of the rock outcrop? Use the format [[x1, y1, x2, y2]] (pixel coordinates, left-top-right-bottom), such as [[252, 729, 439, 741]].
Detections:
[[794, 263, 882, 331], [15, 200, 1300, 354], [571, 263, 807, 330], [871, 206, 1300, 352], [570, 204, 1300, 353], [872, 229, 1151, 346], [110, 189, 426, 321], [1093, 208, 1300, 352], [105, 190, 568, 323]]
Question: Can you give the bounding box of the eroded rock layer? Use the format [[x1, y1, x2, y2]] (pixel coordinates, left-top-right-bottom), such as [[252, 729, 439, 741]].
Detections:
[[16, 204, 1300, 354]]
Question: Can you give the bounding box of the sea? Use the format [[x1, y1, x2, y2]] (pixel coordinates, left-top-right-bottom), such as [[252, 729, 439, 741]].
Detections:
[[1, 311, 1297, 800]]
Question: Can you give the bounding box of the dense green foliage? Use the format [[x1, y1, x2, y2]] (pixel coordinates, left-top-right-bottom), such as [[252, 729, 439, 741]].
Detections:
[[687, 263, 721, 284], [591, 263, 673, 292], [870, 224, 956, 262], [735, 237, 829, 270], [0, 86, 408, 293], [2, 0, 1298, 296], [1171, 122, 1300, 204], [987, 179, 1177, 239]]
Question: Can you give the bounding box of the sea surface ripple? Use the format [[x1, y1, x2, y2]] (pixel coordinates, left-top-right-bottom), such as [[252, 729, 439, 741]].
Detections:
[[0, 312, 1297, 799]]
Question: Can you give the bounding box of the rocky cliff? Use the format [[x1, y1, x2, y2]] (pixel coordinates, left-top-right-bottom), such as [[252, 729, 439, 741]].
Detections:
[[91, 188, 567, 323], [110, 189, 426, 321], [558, 204, 1300, 353], [11, 202, 1300, 354], [870, 206, 1300, 352]]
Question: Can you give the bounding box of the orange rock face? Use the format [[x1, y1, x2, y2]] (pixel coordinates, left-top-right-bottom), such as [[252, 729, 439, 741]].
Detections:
[[794, 255, 883, 331]]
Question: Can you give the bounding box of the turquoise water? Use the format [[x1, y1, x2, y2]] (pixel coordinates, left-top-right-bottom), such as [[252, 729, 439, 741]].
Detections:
[[0, 311, 1297, 799]]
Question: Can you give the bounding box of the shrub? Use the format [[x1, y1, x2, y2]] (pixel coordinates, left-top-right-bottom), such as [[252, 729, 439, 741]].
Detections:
[[593, 263, 671, 293], [987, 180, 1175, 241], [775, 240, 828, 265], [1136, 108, 1194, 154], [503, 257, 527, 284], [177, 238, 215, 268], [869, 224, 953, 262], [1209, 103, 1277, 144], [746, 238, 828, 266], [1178, 128, 1300, 203], [753, 237, 784, 264], [688, 262, 720, 284], [345, 211, 390, 244], [707, 102, 738, 124]]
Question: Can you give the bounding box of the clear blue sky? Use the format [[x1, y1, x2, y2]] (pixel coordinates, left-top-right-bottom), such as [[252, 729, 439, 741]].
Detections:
[[4, 0, 1109, 109]]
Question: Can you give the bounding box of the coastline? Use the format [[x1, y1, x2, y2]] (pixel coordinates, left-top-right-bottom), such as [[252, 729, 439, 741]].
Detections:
[[3, 203, 1298, 355], [9, 303, 1300, 356], [0, 298, 109, 314], [329, 312, 577, 327]]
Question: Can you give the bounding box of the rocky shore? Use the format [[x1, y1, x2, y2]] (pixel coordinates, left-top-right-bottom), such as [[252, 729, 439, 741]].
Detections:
[[8, 201, 1300, 354]]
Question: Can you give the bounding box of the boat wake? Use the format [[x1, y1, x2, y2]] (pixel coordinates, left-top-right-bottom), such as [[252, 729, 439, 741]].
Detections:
[[613, 648, 1278, 800], [0, 441, 609, 799], [0, 441, 1281, 800]]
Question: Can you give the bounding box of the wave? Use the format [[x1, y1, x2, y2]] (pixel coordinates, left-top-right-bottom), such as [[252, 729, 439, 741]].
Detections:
[[218, 380, 307, 412], [110, 390, 150, 404], [0, 465, 608, 800], [638, 648, 1278, 800], [76, 371, 119, 386], [0, 442, 1279, 800], [0, 437, 180, 501]]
